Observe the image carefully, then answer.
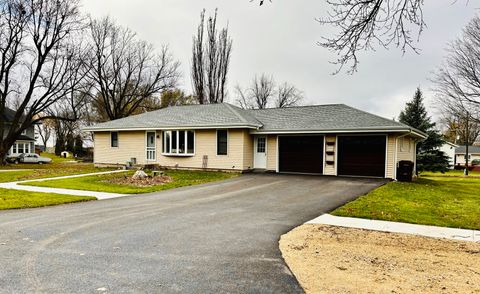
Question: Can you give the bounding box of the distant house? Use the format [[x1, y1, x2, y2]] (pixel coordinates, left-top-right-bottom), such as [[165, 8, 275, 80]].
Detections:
[[2, 108, 36, 156], [84, 103, 427, 180], [454, 145, 480, 166], [438, 141, 457, 168]]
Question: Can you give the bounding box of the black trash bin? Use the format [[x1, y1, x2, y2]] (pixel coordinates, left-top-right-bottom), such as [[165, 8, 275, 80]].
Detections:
[[397, 160, 414, 182]]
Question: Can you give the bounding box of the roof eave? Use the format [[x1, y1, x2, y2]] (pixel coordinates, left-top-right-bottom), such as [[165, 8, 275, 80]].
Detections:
[[82, 124, 262, 132], [250, 127, 428, 137]]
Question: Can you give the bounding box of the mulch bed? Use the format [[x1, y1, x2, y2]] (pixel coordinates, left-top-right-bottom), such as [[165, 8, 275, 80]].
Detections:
[[104, 175, 173, 187]]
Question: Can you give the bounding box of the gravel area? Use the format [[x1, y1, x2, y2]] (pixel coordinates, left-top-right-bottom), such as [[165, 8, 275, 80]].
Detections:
[[280, 224, 480, 294]]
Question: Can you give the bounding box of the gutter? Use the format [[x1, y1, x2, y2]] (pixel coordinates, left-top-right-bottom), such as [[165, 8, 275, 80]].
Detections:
[[82, 124, 261, 132]]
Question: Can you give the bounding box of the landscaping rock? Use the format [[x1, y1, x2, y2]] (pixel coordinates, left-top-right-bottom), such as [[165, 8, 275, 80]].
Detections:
[[132, 170, 149, 180]]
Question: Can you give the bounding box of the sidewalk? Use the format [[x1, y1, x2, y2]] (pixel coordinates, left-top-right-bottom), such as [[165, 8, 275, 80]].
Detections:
[[0, 170, 129, 200], [308, 214, 480, 242]]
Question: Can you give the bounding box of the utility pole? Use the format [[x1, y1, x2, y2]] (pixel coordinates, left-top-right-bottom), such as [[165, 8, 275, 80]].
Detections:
[[465, 112, 470, 176]]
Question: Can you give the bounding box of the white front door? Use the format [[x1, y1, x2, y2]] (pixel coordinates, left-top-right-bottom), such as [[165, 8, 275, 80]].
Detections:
[[146, 132, 156, 161], [254, 136, 267, 169]]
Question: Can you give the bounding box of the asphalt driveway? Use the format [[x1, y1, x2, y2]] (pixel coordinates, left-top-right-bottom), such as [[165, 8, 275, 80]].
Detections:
[[0, 174, 386, 294]]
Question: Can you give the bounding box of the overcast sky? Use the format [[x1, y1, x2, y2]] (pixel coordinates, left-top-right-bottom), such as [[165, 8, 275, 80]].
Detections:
[[81, 0, 478, 122]]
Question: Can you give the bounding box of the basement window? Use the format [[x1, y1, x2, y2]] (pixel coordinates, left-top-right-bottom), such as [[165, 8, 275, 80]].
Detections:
[[163, 130, 195, 156]]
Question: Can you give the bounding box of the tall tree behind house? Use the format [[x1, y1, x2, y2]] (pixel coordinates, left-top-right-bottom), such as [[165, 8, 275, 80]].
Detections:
[[192, 9, 233, 104], [86, 17, 180, 122], [399, 88, 448, 173], [236, 74, 303, 109]]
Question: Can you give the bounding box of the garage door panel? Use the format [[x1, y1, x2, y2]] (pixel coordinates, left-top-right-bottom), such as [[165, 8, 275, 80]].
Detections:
[[279, 136, 323, 174], [337, 136, 386, 177]]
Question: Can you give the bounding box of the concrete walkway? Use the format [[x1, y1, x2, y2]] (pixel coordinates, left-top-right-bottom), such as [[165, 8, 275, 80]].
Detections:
[[0, 170, 129, 200], [308, 214, 480, 242]]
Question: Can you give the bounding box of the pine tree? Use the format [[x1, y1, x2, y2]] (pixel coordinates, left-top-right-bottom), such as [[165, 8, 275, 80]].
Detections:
[[399, 88, 444, 152], [399, 88, 448, 173]]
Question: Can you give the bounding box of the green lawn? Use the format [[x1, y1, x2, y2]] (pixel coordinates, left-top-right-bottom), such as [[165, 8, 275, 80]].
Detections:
[[332, 172, 480, 230], [21, 170, 239, 194], [0, 188, 95, 210], [0, 153, 114, 183], [421, 169, 480, 177]]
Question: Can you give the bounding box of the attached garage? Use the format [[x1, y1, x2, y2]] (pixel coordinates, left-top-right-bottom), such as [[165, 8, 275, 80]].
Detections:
[[337, 135, 386, 177], [278, 136, 324, 174]]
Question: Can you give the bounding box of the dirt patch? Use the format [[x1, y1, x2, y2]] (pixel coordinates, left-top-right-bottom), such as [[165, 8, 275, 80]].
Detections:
[[280, 224, 480, 294], [104, 175, 173, 187]]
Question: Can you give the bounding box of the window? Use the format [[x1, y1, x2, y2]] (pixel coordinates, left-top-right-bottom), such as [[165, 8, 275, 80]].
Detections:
[[21, 129, 27, 135], [187, 131, 194, 154], [162, 130, 195, 156], [179, 130, 185, 153], [217, 130, 228, 155], [111, 132, 119, 147], [163, 131, 171, 153], [257, 137, 266, 153]]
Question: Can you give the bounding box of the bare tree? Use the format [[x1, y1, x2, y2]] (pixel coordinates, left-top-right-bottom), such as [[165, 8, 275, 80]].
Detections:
[[36, 121, 53, 149], [319, 0, 425, 73], [276, 82, 304, 108], [433, 15, 480, 115], [255, 0, 427, 73], [235, 74, 276, 109], [86, 17, 180, 122], [192, 9, 233, 104], [0, 0, 87, 162], [236, 74, 304, 109], [51, 102, 84, 155], [442, 113, 480, 146]]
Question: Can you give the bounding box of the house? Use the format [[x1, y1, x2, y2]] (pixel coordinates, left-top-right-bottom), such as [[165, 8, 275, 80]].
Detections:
[[84, 103, 427, 180], [2, 108, 36, 156], [454, 145, 480, 166], [438, 141, 457, 168]]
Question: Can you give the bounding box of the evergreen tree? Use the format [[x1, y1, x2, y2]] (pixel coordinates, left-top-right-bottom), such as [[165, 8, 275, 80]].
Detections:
[[399, 88, 444, 152], [399, 88, 447, 173]]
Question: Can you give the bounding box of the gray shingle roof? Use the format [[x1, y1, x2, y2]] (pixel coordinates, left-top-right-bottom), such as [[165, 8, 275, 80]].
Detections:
[[455, 145, 480, 154], [84, 103, 425, 137], [85, 103, 262, 131], [246, 104, 412, 132]]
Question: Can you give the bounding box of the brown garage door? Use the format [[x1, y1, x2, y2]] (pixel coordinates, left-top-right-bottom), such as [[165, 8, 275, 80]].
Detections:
[[279, 136, 324, 174], [337, 136, 386, 177]]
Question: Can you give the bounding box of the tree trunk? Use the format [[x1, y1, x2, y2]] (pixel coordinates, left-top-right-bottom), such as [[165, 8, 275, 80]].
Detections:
[[0, 143, 12, 166]]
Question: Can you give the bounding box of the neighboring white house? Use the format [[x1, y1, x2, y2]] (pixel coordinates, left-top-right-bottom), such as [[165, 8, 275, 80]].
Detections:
[[454, 145, 480, 166], [438, 141, 457, 168]]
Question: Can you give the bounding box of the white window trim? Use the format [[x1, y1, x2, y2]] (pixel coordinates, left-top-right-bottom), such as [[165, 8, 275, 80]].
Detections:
[[10, 141, 32, 155], [110, 131, 119, 148], [162, 130, 195, 156], [216, 129, 229, 156]]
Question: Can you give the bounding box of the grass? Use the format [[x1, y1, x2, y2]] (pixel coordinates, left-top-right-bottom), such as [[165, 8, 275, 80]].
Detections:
[[420, 169, 480, 177], [332, 171, 480, 230], [0, 153, 114, 183], [21, 170, 239, 194], [0, 188, 96, 210]]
